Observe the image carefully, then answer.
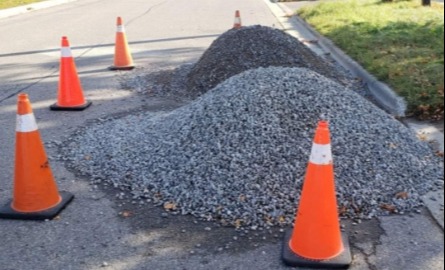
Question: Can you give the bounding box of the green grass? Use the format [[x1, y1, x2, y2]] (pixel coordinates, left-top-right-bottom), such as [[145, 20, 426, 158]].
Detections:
[[298, 0, 444, 119], [0, 0, 44, 9]]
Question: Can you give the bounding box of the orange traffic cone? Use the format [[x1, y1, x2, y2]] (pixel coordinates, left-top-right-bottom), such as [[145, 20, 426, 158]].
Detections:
[[282, 121, 352, 269], [50, 36, 92, 111], [0, 94, 74, 220], [109, 17, 135, 70], [233, 10, 242, 29]]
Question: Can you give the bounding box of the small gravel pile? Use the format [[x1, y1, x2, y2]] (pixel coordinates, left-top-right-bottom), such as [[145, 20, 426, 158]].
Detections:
[[63, 67, 443, 229], [186, 25, 352, 95], [119, 64, 194, 99]]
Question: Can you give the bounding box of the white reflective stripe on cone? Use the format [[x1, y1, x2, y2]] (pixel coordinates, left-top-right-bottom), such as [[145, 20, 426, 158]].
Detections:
[[61, 47, 72, 58], [117, 25, 125, 33], [310, 143, 333, 165], [16, 114, 38, 133]]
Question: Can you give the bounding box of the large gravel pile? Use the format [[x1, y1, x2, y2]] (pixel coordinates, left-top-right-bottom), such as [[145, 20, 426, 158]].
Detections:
[[186, 25, 352, 95], [63, 67, 443, 228]]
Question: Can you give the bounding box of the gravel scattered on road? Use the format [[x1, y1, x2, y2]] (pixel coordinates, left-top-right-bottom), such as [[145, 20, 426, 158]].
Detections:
[[119, 63, 194, 99], [62, 67, 443, 229]]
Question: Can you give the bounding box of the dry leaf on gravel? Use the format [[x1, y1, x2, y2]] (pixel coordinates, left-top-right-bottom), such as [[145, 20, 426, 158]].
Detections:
[[395, 192, 409, 200], [163, 202, 177, 211], [380, 204, 397, 213]]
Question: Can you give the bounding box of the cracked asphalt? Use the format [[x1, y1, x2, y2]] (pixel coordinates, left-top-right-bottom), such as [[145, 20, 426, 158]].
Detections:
[[0, 0, 443, 269]]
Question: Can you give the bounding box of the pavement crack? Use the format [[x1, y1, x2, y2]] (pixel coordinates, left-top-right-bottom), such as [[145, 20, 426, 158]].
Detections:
[[367, 219, 385, 270], [127, 0, 172, 26], [352, 243, 379, 270], [350, 218, 384, 270]]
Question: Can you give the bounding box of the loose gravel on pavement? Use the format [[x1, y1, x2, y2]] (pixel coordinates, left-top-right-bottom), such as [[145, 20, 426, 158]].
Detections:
[[61, 67, 444, 229]]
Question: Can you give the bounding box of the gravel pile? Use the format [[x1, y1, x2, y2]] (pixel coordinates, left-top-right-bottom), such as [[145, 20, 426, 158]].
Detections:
[[186, 25, 352, 96], [119, 64, 194, 99], [63, 67, 443, 229], [120, 26, 361, 99]]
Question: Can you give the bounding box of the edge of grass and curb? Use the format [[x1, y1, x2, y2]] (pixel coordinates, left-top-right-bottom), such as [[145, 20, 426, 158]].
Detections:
[[265, 0, 407, 117], [263, 0, 444, 231], [0, 0, 79, 19], [264, 0, 444, 149], [295, 0, 444, 122]]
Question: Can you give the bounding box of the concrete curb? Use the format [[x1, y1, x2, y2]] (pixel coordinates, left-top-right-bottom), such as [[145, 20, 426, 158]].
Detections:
[[0, 0, 79, 19], [263, 0, 407, 117], [292, 12, 408, 117]]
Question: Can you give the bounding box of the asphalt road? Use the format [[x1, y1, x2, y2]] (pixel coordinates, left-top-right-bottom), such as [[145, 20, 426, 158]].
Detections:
[[0, 1, 443, 270]]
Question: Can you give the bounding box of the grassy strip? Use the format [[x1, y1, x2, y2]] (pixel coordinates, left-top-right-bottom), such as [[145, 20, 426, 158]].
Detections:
[[0, 0, 45, 9], [298, 0, 444, 119]]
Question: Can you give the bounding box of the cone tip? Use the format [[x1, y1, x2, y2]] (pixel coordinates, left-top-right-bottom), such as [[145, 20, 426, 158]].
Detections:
[[318, 120, 329, 128], [314, 120, 331, 145], [18, 93, 28, 101], [17, 93, 32, 115], [61, 36, 70, 47], [117, 17, 123, 25]]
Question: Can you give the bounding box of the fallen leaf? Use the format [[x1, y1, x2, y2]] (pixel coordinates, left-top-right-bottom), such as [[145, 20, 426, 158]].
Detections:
[[417, 134, 428, 141], [264, 215, 273, 224], [389, 143, 398, 149], [119, 210, 133, 218], [395, 192, 409, 200], [435, 151, 444, 157], [380, 203, 397, 213], [339, 205, 348, 215], [163, 202, 177, 211], [234, 219, 242, 229]]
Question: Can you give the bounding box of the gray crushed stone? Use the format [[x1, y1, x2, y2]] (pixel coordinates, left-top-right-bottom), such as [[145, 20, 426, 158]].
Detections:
[[186, 25, 353, 96], [120, 25, 364, 99], [119, 63, 194, 99], [62, 67, 443, 229]]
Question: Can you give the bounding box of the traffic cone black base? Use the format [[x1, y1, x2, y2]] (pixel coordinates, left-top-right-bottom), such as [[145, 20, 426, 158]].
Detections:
[[0, 191, 74, 221], [282, 230, 352, 269], [50, 101, 92, 111], [108, 65, 135, 71]]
